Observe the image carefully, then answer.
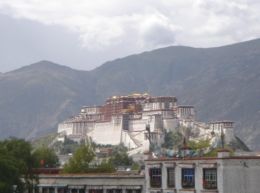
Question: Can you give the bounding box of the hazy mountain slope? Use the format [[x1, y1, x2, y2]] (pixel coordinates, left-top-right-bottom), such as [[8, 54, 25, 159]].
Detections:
[[0, 39, 259, 150], [0, 61, 95, 138]]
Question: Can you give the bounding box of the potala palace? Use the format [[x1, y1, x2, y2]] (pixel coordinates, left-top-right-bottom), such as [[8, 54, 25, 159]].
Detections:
[[57, 93, 235, 154]]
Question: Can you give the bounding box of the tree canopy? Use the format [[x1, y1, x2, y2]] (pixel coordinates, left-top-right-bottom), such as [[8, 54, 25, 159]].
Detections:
[[188, 139, 211, 151], [0, 148, 21, 193], [33, 147, 59, 168], [110, 143, 133, 167], [162, 131, 183, 149], [62, 143, 137, 173], [0, 138, 37, 193], [63, 143, 95, 173]]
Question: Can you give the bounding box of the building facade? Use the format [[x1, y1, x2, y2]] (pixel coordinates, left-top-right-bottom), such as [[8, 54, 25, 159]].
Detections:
[[145, 151, 260, 193], [37, 172, 145, 193]]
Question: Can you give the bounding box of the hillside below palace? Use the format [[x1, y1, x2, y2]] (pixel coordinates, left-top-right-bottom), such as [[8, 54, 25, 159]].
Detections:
[[57, 93, 235, 154]]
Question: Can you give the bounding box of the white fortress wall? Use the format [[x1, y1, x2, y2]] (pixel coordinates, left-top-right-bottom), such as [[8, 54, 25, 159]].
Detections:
[[177, 106, 195, 120], [153, 114, 163, 130], [128, 140, 150, 155], [58, 123, 73, 135], [209, 122, 235, 144], [88, 117, 123, 145], [121, 130, 139, 149], [83, 122, 95, 135], [224, 127, 234, 143], [143, 102, 164, 111], [163, 118, 179, 132], [137, 114, 161, 132], [128, 119, 151, 152], [128, 119, 147, 145], [72, 122, 85, 135], [128, 119, 147, 132]]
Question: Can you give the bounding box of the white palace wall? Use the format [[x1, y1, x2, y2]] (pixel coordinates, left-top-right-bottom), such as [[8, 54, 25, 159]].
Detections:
[[88, 117, 123, 145]]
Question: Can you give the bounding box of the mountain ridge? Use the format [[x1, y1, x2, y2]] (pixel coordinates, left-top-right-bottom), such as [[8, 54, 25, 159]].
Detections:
[[0, 39, 259, 150]]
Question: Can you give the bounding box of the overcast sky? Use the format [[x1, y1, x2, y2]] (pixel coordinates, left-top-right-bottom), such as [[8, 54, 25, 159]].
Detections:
[[0, 0, 260, 72]]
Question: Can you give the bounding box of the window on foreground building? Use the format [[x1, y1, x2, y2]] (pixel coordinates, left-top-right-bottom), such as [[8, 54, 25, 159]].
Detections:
[[203, 168, 217, 189], [126, 190, 141, 193], [107, 189, 122, 193], [89, 189, 103, 193], [167, 168, 175, 187], [150, 191, 161, 193], [57, 188, 66, 193], [150, 168, 162, 188], [182, 168, 195, 188]]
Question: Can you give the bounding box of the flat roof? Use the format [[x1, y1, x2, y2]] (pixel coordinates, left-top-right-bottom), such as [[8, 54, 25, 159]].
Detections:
[[145, 156, 260, 161], [38, 173, 144, 179]]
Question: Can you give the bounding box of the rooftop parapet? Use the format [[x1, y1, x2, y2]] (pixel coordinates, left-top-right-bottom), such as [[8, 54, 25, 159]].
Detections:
[[209, 121, 234, 128]]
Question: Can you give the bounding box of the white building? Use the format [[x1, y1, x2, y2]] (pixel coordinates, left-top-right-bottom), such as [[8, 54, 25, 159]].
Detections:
[[57, 94, 235, 153], [209, 121, 235, 144], [145, 150, 260, 193]]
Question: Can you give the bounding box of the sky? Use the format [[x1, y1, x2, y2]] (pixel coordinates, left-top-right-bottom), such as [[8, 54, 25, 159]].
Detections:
[[0, 0, 260, 72]]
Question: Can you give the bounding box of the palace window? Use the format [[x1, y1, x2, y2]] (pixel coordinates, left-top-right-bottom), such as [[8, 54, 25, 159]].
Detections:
[[150, 168, 162, 188], [203, 168, 217, 189], [167, 168, 175, 187], [182, 168, 195, 188]]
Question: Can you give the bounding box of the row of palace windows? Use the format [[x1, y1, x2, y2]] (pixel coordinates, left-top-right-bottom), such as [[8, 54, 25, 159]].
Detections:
[[149, 167, 217, 190]]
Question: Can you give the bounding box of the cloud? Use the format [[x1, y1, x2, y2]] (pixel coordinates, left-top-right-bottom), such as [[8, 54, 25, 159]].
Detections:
[[0, 0, 260, 50], [138, 12, 178, 48]]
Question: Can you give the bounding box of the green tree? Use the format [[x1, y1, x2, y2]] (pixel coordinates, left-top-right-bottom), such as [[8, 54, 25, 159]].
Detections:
[[204, 146, 234, 157], [110, 144, 133, 167], [163, 131, 183, 149], [63, 144, 95, 173], [186, 139, 211, 156], [0, 146, 22, 193], [188, 139, 211, 151], [92, 159, 115, 173], [58, 137, 81, 154], [131, 162, 140, 171], [0, 138, 37, 193], [33, 147, 59, 168]]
